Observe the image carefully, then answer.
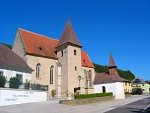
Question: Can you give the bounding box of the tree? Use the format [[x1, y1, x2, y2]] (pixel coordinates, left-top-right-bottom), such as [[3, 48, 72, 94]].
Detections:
[[9, 77, 21, 89], [0, 43, 12, 49], [0, 75, 6, 87]]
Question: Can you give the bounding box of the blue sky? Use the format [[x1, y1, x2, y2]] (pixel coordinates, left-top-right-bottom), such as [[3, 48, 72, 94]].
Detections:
[[0, 0, 150, 80]]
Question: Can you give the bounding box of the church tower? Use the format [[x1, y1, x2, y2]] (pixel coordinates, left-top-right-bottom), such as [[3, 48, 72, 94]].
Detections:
[[108, 52, 119, 75], [56, 20, 82, 97]]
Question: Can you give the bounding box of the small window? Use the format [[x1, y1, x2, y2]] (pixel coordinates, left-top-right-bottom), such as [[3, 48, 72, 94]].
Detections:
[[38, 47, 42, 50], [61, 51, 63, 57], [83, 59, 86, 63], [75, 67, 77, 71], [74, 50, 76, 55], [0, 71, 3, 76], [143, 84, 144, 86], [16, 74, 23, 84]]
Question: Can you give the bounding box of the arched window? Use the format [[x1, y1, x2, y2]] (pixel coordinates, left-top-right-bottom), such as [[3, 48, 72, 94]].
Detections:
[[36, 63, 41, 78], [102, 86, 106, 93], [50, 66, 54, 84], [74, 50, 76, 55], [89, 70, 92, 87], [61, 51, 63, 57]]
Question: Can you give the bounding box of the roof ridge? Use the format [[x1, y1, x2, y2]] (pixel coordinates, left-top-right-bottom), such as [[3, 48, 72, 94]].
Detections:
[[18, 28, 59, 41]]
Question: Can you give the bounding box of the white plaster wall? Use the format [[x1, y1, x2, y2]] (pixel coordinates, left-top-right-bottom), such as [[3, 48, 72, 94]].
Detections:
[[115, 82, 125, 99], [94, 83, 116, 96], [0, 89, 47, 106], [0, 69, 31, 87], [94, 82, 125, 99]]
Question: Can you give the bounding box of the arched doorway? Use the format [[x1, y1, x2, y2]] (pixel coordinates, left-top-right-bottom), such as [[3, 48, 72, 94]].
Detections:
[[102, 86, 106, 93]]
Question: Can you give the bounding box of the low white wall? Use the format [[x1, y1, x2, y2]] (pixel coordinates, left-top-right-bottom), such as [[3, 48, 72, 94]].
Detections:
[[0, 88, 47, 106], [94, 82, 125, 99]]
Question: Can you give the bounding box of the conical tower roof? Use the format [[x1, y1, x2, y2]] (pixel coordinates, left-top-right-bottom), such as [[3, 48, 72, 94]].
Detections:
[[57, 20, 81, 47], [108, 52, 116, 67]]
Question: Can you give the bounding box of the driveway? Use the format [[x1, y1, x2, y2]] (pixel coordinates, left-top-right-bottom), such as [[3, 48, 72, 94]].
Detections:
[[0, 95, 149, 113]]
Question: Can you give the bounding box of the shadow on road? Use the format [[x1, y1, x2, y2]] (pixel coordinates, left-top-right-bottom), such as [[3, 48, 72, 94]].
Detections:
[[127, 108, 143, 113]]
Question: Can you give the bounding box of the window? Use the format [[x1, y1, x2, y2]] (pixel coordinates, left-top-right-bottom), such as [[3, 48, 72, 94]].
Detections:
[[16, 74, 23, 84], [36, 63, 41, 78], [58, 67, 61, 75], [75, 67, 77, 71], [88, 70, 92, 87], [0, 71, 3, 76], [50, 66, 54, 84], [61, 51, 63, 57], [102, 86, 106, 93], [83, 59, 86, 63], [74, 50, 76, 55], [143, 84, 144, 86], [125, 82, 127, 86]]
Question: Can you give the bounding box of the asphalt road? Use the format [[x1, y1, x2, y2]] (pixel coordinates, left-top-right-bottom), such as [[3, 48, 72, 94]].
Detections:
[[0, 95, 149, 113], [105, 97, 150, 113]]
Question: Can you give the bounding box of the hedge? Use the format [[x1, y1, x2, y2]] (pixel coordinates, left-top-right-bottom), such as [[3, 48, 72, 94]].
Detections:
[[74, 92, 113, 99]]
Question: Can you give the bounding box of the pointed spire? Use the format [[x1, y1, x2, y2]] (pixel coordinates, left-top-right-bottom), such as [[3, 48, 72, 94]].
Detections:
[[57, 20, 81, 47], [108, 51, 116, 67]]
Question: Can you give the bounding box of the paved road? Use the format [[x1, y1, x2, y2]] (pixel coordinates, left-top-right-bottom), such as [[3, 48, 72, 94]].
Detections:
[[0, 95, 149, 113], [105, 97, 150, 113]]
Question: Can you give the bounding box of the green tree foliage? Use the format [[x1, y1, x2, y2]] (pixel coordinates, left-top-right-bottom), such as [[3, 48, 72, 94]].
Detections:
[[9, 77, 21, 89], [93, 63, 135, 81], [93, 63, 108, 73], [0, 75, 6, 87], [0, 43, 12, 49], [118, 70, 135, 81]]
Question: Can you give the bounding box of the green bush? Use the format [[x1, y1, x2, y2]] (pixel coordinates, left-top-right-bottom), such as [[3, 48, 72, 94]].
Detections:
[[74, 92, 113, 99], [125, 92, 130, 95], [24, 81, 30, 89], [9, 77, 21, 89], [51, 89, 56, 98], [0, 75, 6, 87]]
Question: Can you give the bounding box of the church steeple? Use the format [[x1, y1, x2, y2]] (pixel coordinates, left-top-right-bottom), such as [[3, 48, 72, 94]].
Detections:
[[108, 52, 119, 75], [57, 20, 81, 48], [108, 51, 117, 68]]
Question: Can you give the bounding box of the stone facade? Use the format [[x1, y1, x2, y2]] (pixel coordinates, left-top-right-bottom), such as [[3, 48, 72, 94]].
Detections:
[[12, 21, 95, 98]]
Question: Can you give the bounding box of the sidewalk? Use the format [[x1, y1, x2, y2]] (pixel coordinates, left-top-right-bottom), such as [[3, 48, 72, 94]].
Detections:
[[0, 94, 149, 113]]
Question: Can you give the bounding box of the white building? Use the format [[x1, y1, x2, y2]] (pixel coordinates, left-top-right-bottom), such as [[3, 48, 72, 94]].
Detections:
[[94, 53, 128, 99], [0, 45, 32, 87]]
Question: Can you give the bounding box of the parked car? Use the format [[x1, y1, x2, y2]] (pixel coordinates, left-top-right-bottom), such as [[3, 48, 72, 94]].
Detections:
[[131, 88, 143, 95]]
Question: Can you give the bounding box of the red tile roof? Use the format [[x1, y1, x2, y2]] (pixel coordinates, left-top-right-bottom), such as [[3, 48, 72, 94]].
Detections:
[[81, 51, 94, 68], [19, 29, 93, 68], [94, 72, 129, 84], [57, 20, 81, 47], [20, 29, 58, 59]]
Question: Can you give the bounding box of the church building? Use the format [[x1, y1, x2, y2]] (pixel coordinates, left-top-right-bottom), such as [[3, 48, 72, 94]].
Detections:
[[12, 21, 95, 98]]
